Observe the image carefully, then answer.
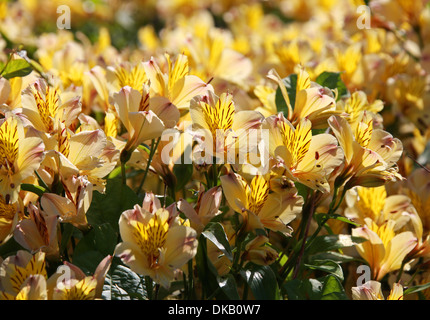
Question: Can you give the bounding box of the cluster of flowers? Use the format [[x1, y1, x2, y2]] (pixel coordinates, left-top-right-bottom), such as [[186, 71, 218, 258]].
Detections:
[[0, 0, 429, 300]]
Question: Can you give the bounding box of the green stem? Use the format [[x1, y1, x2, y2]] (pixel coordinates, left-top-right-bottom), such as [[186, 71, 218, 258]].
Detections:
[[121, 161, 127, 185], [292, 191, 317, 279], [145, 276, 153, 300], [136, 138, 161, 195], [188, 259, 195, 300]]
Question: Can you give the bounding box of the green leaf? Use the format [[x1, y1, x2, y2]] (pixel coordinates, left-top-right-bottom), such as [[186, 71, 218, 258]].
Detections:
[[284, 275, 348, 300], [102, 260, 147, 300], [202, 222, 233, 261], [20, 184, 47, 197], [173, 162, 193, 191], [1, 58, 33, 79], [321, 275, 348, 300], [315, 213, 361, 227], [195, 236, 228, 300], [72, 223, 118, 274], [308, 251, 357, 264], [283, 278, 323, 300], [240, 263, 280, 300], [217, 274, 240, 300], [306, 234, 367, 255], [86, 177, 140, 232], [404, 281, 430, 296], [305, 260, 344, 281], [315, 71, 348, 100], [294, 181, 310, 199], [0, 237, 26, 258], [275, 73, 298, 117]]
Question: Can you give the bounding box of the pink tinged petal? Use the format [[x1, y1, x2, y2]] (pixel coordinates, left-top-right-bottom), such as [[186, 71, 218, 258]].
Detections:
[[214, 49, 252, 82], [112, 86, 141, 133], [118, 206, 145, 244], [141, 192, 162, 213], [57, 96, 82, 127], [177, 199, 203, 231], [124, 110, 165, 152], [68, 129, 107, 169], [171, 75, 213, 109], [199, 186, 223, 219], [149, 97, 180, 128], [63, 262, 87, 281], [41, 193, 76, 220], [258, 192, 303, 232], [163, 225, 198, 269], [115, 242, 153, 277]]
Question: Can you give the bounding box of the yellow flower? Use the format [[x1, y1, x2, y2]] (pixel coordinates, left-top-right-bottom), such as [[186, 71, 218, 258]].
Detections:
[[21, 79, 81, 134], [1, 275, 48, 300], [115, 206, 198, 288], [0, 113, 45, 204], [14, 202, 59, 259], [143, 53, 213, 110], [0, 251, 47, 299], [268, 67, 341, 129], [352, 281, 403, 300], [328, 114, 403, 188], [220, 173, 303, 235], [264, 114, 343, 192], [52, 276, 97, 300], [190, 90, 263, 166], [108, 61, 148, 93], [112, 85, 166, 159], [177, 185, 223, 234], [0, 194, 20, 245], [41, 175, 93, 229], [337, 90, 384, 128], [242, 235, 279, 266], [48, 255, 112, 300], [352, 218, 417, 281], [345, 186, 412, 227]]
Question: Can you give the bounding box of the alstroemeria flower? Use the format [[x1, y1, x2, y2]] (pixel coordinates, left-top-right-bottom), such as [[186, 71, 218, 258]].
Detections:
[[352, 218, 417, 281], [177, 185, 222, 234], [0, 113, 45, 204], [0, 274, 48, 300], [242, 235, 279, 266], [39, 127, 119, 193], [48, 255, 112, 300], [41, 175, 93, 229], [352, 281, 403, 300], [0, 194, 20, 245], [14, 202, 59, 259], [0, 251, 47, 299], [112, 85, 167, 159], [345, 186, 412, 228], [263, 114, 343, 192], [268, 67, 341, 129], [115, 205, 198, 288], [21, 79, 81, 135], [328, 113, 403, 188], [220, 172, 303, 235], [143, 53, 214, 110], [189, 90, 264, 166]]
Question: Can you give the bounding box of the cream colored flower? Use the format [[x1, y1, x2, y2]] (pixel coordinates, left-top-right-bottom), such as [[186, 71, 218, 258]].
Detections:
[[115, 205, 197, 288]]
